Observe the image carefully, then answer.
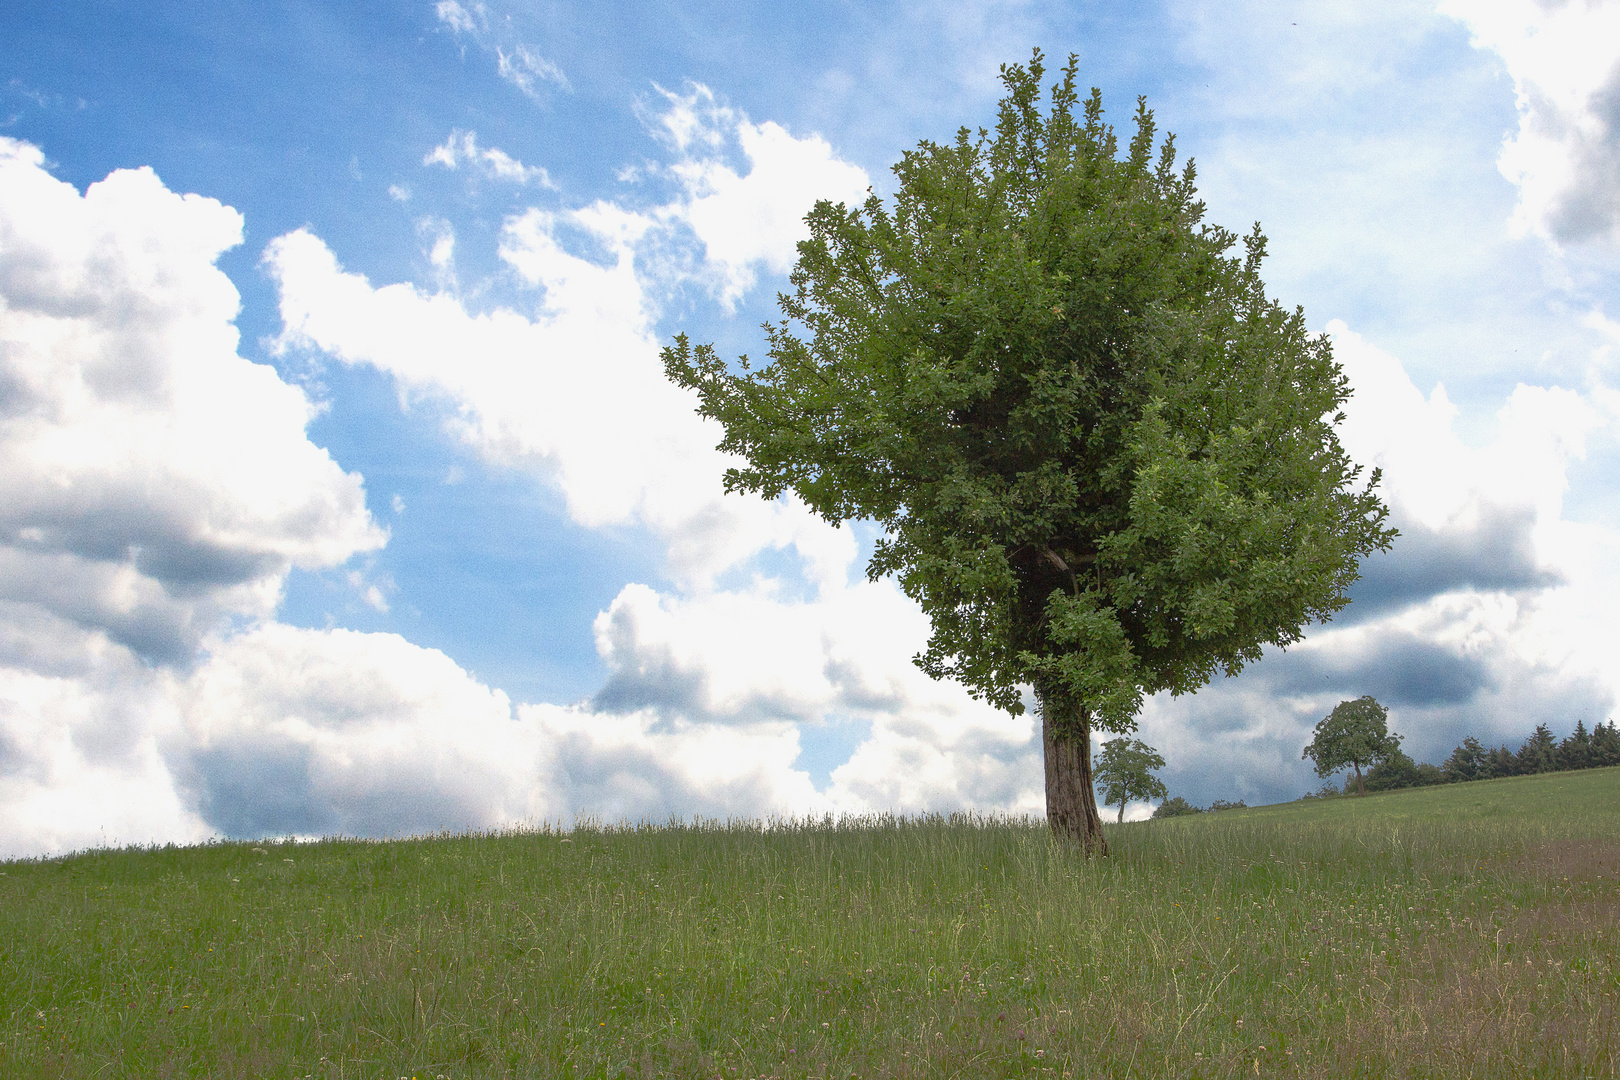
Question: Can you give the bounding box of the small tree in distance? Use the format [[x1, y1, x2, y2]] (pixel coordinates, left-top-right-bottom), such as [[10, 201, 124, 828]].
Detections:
[[1094, 738, 1168, 823], [1303, 696, 1399, 796], [1152, 796, 1202, 818]]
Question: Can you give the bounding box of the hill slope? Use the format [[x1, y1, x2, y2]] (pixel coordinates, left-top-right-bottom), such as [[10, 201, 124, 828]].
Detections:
[[2, 768, 1616, 1078]]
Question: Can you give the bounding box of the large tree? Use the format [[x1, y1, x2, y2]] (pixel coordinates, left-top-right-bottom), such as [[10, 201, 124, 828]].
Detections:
[[664, 51, 1393, 853], [1302, 696, 1399, 796]]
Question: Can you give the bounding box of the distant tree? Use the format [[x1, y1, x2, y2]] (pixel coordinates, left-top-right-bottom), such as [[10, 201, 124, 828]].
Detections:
[[1592, 721, 1620, 768], [1363, 746, 1420, 791], [1207, 799, 1248, 812], [1094, 738, 1168, 824], [1483, 744, 1518, 779], [1557, 720, 1593, 772], [1516, 723, 1558, 774], [1362, 747, 1446, 790], [664, 51, 1395, 854], [1152, 795, 1203, 818], [1302, 696, 1399, 796], [1442, 736, 1486, 783]]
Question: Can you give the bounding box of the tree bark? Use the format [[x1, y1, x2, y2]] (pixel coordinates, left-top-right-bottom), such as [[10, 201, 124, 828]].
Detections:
[[1353, 762, 1365, 796], [1037, 683, 1108, 855]]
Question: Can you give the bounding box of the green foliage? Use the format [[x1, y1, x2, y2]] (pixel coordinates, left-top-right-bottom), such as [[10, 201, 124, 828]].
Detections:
[[1484, 744, 1519, 779], [1296, 781, 1344, 801], [1331, 719, 1620, 798], [1443, 735, 1487, 783], [1362, 749, 1445, 792], [1151, 795, 1203, 817], [1424, 720, 1620, 789], [1362, 747, 1419, 791], [1093, 737, 1168, 822], [1302, 696, 1399, 794], [663, 50, 1393, 736], [1557, 719, 1593, 771], [1593, 720, 1620, 767], [1206, 799, 1248, 812], [1517, 723, 1559, 774]]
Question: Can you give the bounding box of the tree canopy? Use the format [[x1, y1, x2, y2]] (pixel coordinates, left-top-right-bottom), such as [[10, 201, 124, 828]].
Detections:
[[1094, 737, 1168, 823], [664, 50, 1394, 850], [1302, 696, 1399, 795]]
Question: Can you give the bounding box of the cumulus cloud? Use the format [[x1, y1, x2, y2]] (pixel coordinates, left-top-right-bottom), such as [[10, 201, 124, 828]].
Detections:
[[163, 605, 1031, 842], [1440, 0, 1620, 245], [1124, 319, 1620, 808], [646, 83, 871, 306], [1346, 504, 1560, 619], [0, 139, 384, 664], [424, 129, 553, 187], [254, 78, 1048, 836], [586, 578, 1040, 815], [174, 624, 547, 838], [266, 90, 872, 588], [265, 223, 851, 590], [0, 651, 209, 858], [0, 141, 389, 856]]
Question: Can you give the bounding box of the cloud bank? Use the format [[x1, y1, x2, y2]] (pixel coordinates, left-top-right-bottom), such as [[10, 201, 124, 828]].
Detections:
[[4, 52, 1619, 856], [1441, 0, 1620, 246]]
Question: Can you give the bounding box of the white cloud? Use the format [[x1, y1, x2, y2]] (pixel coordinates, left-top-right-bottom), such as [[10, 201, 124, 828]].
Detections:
[[267, 85, 873, 587], [253, 87, 1052, 836], [423, 129, 553, 187], [1330, 319, 1601, 527], [168, 613, 1019, 841], [497, 45, 570, 98], [173, 623, 548, 838], [432, 4, 566, 100], [264, 215, 854, 591], [0, 655, 209, 859], [588, 577, 1040, 815], [0, 138, 384, 664], [1125, 319, 1620, 807], [648, 83, 871, 306], [415, 215, 458, 292], [1439, 0, 1620, 245], [434, 0, 484, 36], [0, 140, 385, 856]]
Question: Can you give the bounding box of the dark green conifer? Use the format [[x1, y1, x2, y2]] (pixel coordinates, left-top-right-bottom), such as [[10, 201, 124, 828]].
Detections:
[[1591, 720, 1620, 767], [1516, 723, 1558, 774], [1442, 735, 1485, 783], [1557, 719, 1593, 772]]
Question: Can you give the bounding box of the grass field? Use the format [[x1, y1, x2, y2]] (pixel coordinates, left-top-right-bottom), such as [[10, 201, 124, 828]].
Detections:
[[2, 768, 1617, 1079]]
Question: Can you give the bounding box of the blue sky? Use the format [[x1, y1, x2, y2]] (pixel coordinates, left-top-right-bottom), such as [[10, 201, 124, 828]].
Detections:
[[2, 0, 1618, 856]]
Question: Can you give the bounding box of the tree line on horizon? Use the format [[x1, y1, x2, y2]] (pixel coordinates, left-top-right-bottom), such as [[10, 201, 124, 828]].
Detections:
[[1153, 714, 1620, 817], [1349, 718, 1620, 793]]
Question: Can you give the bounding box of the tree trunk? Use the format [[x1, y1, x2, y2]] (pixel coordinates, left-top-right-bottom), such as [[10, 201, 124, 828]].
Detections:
[[1353, 763, 1365, 796], [1037, 683, 1108, 855]]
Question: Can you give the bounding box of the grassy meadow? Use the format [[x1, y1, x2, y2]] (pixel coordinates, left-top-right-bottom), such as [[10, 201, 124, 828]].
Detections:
[[2, 769, 1617, 1079]]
